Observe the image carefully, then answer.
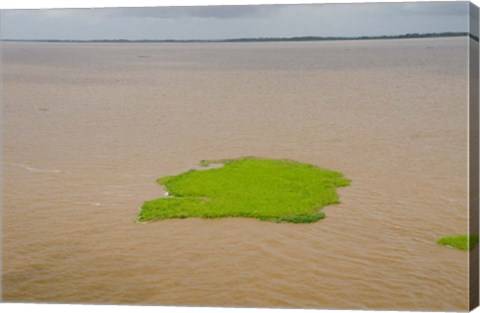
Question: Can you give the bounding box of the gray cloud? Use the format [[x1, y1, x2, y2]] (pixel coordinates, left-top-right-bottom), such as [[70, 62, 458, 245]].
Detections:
[[101, 5, 280, 19], [0, 2, 470, 40], [400, 1, 469, 16]]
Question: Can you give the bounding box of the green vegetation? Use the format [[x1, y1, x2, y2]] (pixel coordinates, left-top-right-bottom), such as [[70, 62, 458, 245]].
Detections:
[[138, 157, 350, 223], [5, 32, 477, 43], [437, 234, 479, 251], [259, 212, 326, 223]]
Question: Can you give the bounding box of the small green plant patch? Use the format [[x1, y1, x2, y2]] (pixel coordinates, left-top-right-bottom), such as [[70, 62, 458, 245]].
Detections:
[[437, 234, 479, 251], [138, 157, 350, 223]]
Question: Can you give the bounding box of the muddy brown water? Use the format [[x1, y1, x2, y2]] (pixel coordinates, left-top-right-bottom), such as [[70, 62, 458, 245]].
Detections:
[[1, 38, 472, 310]]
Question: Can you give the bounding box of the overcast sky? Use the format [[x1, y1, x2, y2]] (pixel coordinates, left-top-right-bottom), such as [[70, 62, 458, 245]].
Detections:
[[0, 1, 472, 40]]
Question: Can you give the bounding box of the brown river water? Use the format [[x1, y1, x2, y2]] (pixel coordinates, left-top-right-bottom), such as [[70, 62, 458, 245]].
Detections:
[[1, 38, 473, 310]]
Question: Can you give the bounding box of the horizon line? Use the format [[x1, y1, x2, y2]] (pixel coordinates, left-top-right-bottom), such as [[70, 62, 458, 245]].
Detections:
[[2, 32, 478, 43]]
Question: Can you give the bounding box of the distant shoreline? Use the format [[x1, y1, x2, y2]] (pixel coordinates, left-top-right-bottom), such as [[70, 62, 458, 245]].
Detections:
[[2, 32, 478, 43]]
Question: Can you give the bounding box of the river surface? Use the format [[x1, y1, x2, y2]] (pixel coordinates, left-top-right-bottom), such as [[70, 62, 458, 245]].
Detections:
[[1, 38, 473, 310]]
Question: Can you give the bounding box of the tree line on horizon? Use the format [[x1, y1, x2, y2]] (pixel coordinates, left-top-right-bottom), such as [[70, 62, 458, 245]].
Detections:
[[3, 32, 478, 43]]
